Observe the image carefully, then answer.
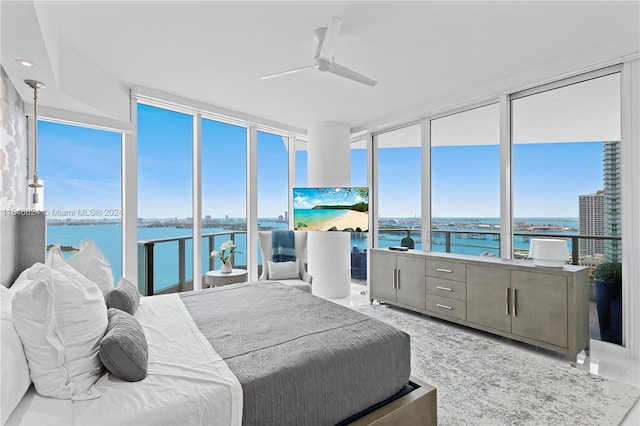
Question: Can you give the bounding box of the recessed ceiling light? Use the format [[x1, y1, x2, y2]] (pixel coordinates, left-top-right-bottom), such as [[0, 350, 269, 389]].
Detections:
[[15, 59, 35, 68]]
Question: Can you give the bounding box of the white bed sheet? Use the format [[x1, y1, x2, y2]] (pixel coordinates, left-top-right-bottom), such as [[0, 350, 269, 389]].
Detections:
[[6, 293, 243, 425]]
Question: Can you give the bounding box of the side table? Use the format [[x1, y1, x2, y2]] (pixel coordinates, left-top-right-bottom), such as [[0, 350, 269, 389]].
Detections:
[[205, 269, 248, 287]]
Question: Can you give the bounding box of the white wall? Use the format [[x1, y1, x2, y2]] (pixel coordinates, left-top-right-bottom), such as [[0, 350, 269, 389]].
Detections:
[[1, 66, 28, 210]]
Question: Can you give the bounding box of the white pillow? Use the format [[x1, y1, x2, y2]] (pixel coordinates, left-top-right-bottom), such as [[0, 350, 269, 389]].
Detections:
[[267, 259, 300, 280], [67, 239, 114, 292], [46, 245, 100, 291], [1, 286, 31, 424], [11, 264, 108, 400], [8, 261, 50, 294]]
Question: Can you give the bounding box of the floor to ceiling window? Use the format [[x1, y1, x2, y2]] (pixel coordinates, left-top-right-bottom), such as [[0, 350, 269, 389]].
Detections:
[[257, 130, 290, 274], [431, 104, 500, 256], [257, 131, 289, 227], [39, 120, 122, 284], [511, 71, 622, 344], [137, 103, 193, 293], [201, 118, 247, 274], [375, 124, 421, 248]]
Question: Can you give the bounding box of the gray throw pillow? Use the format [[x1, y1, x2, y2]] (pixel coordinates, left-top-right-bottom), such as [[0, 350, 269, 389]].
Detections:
[[99, 308, 148, 382], [104, 278, 140, 315]]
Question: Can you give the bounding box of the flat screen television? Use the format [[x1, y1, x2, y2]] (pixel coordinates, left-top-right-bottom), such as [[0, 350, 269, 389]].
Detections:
[[293, 187, 369, 232]]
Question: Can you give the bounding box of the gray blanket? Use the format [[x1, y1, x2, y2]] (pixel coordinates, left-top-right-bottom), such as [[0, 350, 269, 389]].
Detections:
[[179, 281, 410, 426]]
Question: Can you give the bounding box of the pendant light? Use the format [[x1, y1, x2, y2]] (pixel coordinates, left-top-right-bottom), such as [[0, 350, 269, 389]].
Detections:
[[25, 79, 45, 205]]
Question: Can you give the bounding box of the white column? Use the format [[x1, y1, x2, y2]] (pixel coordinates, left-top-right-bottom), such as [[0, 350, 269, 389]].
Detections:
[[622, 59, 639, 360], [287, 134, 296, 229], [192, 113, 202, 290], [122, 95, 138, 284], [247, 126, 259, 281], [307, 122, 351, 299], [499, 94, 513, 260], [421, 118, 431, 251]]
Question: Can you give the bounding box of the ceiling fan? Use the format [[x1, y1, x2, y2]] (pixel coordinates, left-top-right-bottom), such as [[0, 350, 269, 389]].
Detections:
[[259, 16, 378, 87]]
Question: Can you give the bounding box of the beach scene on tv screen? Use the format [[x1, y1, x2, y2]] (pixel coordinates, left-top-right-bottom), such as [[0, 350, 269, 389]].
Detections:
[[293, 187, 369, 232]]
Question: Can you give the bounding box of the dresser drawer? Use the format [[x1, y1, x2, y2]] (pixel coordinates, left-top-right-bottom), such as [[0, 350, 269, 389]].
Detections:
[[206, 270, 248, 286], [426, 295, 466, 321], [425, 259, 466, 282], [214, 275, 242, 285], [426, 277, 466, 301]]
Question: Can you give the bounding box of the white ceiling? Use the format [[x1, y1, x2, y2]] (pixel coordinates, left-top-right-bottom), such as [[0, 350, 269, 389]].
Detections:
[[2, 1, 639, 133]]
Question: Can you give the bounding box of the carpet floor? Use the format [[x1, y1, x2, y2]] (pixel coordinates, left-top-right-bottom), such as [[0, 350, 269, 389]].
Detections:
[[353, 303, 640, 425]]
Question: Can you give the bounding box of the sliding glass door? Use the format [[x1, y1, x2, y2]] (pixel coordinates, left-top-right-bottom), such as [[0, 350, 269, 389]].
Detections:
[[201, 118, 247, 273], [256, 130, 290, 274], [137, 104, 193, 292], [511, 71, 622, 344]]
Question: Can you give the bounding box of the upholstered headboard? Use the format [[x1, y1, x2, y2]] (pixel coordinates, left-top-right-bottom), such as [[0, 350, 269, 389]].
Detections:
[[0, 212, 46, 287]]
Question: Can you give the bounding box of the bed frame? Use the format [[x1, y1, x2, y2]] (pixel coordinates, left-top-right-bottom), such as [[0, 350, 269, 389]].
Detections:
[[350, 377, 437, 425], [2, 213, 437, 425]]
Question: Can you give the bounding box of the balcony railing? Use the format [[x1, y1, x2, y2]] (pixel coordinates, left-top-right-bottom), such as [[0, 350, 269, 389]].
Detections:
[[381, 228, 621, 265], [138, 228, 621, 296], [138, 231, 245, 296]]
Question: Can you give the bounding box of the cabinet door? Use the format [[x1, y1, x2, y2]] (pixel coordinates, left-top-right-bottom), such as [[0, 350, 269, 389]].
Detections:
[[511, 270, 568, 348], [370, 251, 397, 302], [396, 256, 426, 310], [467, 265, 511, 333]]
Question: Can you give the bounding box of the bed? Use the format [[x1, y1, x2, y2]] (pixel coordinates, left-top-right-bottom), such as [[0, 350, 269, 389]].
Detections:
[[1, 214, 436, 425]]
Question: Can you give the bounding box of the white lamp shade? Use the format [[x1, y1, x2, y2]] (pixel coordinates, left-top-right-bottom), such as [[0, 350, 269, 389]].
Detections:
[[528, 238, 568, 267]]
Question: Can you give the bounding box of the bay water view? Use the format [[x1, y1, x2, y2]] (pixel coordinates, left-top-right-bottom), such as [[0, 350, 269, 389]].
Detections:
[[47, 217, 578, 291]]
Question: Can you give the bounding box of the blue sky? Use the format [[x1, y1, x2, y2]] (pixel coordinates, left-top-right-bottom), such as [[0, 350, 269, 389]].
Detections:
[[431, 142, 604, 217], [39, 121, 121, 215], [39, 105, 606, 219]]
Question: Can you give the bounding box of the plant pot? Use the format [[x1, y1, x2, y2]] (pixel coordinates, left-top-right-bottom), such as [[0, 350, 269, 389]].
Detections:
[[220, 262, 232, 274], [593, 278, 622, 345]]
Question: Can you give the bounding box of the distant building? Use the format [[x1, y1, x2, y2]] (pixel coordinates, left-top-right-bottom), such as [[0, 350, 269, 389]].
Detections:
[[604, 141, 622, 262], [579, 190, 604, 257]]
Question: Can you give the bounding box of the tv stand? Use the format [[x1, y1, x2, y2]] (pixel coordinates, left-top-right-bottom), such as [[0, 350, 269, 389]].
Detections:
[[370, 248, 590, 366]]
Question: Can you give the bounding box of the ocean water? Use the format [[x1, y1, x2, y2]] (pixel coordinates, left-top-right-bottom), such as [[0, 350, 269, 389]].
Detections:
[[375, 216, 580, 257], [293, 209, 348, 228], [47, 221, 290, 291], [47, 217, 578, 291]]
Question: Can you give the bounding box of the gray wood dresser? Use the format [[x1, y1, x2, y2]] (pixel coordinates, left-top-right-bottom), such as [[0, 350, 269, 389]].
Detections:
[[370, 248, 590, 366]]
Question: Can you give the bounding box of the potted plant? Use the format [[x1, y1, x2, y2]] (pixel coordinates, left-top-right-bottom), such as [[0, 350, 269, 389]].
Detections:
[[210, 240, 238, 274], [593, 262, 622, 345]]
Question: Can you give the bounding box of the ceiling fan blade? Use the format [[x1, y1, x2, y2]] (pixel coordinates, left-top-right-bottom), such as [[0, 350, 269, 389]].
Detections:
[[328, 62, 378, 87], [318, 16, 342, 62], [259, 64, 315, 80]]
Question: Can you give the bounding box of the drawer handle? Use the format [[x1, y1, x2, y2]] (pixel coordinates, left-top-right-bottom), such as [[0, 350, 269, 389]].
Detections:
[[393, 268, 397, 289], [436, 268, 453, 273], [436, 304, 453, 310], [436, 286, 453, 291], [506, 287, 510, 316]]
